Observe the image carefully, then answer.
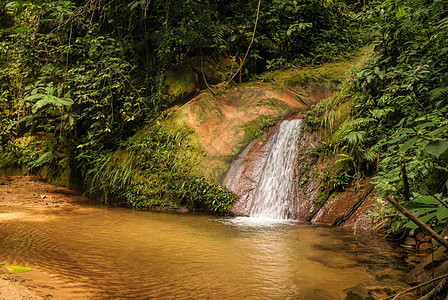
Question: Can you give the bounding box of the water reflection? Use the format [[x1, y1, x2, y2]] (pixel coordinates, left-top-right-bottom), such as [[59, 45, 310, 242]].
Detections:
[[0, 207, 410, 299]]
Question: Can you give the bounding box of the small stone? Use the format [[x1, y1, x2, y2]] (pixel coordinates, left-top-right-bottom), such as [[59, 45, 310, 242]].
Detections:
[[422, 235, 432, 242], [403, 236, 417, 246], [415, 232, 426, 242], [415, 232, 432, 242], [418, 242, 433, 251], [40, 194, 46, 199]]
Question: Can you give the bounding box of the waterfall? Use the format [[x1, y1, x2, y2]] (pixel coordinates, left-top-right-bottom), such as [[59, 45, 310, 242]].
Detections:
[[224, 119, 303, 220]]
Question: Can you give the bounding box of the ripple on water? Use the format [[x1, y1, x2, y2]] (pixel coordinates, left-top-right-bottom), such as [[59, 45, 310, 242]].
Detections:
[[0, 209, 413, 299]]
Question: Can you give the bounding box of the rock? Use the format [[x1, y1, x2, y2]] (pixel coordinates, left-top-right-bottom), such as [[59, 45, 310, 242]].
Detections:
[[165, 65, 199, 101], [418, 243, 433, 251], [344, 284, 369, 300], [40, 194, 46, 199], [403, 236, 417, 246], [175, 206, 189, 213], [416, 232, 432, 243]]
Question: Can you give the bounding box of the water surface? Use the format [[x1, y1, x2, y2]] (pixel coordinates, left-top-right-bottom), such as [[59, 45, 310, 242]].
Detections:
[[0, 206, 410, 299]]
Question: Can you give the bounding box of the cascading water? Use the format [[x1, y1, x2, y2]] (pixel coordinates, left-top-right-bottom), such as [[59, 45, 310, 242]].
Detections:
[[249, 119, 302, 219], [224, 119, 303, 220]]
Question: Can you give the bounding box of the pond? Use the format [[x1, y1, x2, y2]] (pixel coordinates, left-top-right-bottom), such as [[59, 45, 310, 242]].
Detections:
[[0, 205, 411, 299]]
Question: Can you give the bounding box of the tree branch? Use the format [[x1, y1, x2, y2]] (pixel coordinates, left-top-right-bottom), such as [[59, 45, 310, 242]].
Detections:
[[385, 196, 448, 249]]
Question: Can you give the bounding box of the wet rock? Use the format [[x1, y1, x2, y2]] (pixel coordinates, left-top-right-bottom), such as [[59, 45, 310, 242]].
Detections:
[[175, 206, 189, 213], [345, 288, 366, 300]]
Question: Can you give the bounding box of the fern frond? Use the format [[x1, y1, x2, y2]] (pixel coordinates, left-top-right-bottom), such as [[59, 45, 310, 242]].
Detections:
[[430, 86, 448, 100]]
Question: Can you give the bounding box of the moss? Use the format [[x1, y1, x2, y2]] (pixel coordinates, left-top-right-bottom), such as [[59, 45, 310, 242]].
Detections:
[[194, 93, 215, 125], [235, 115, 276, 150], [165, 65, 198, 99], [240, 97, 291, 113], [187, 56, 237, 87], [263, 45, 373, 94], [95, 120, 236, 213]]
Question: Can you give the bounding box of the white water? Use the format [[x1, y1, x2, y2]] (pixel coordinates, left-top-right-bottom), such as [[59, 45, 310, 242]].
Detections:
[[249, 119, 303, 220]]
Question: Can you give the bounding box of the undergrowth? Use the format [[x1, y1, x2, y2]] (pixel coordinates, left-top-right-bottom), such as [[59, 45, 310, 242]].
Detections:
[[85, 123, 236, 215]]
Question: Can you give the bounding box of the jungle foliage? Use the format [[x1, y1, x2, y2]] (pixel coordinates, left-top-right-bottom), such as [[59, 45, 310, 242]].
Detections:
[[308, 0, 448, 236], [0, 0, 363, 213]]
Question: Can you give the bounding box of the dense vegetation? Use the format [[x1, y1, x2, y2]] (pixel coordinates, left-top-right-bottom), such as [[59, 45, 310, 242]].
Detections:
[[309, 0, 448, 235], [0, 0, 364, 213], [2, 0, 445, 236]]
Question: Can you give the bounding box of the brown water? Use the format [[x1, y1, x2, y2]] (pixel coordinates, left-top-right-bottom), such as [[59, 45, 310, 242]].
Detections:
[[0, 205, 411, 299]]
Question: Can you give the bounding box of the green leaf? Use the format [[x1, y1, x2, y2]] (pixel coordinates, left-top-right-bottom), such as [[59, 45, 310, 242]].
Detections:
[[409, 207, 437, 217], [425, 140, 448, 159], [31, 96, 74, 113], [396, 4, 407, 18], [3, 266, 32, 273], [419, 212, 437, 224], [403, 220, 418, 229], [33, 151, 55, 167], [32, 99, 51, 113], [430, 124, 448, 138], [429, 86, 448, 100], [414, 121, 435, 131], [24, 94, 44, 102], [5, 2, 17, 9], [408, 196, 439, 208], [436, 206, 448, 221], [399, 137, 419, 153]]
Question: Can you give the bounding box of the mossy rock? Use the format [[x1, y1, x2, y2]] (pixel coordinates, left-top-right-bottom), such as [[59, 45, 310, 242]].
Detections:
[[166, 65, 199, 100], [235, 115, 276, 151], [187, 56, 239, 88], [240, 97, 291, 113]]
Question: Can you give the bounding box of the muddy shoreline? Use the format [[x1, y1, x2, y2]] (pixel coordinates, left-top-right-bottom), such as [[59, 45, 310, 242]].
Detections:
[[0, 176, 95, 299]]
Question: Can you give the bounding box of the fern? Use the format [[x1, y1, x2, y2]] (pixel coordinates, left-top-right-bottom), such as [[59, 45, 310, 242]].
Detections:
[[429, 86, 448, 101]]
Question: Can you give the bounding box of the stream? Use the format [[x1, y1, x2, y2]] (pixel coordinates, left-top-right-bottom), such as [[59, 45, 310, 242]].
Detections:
[[0, 203, 411, 299]]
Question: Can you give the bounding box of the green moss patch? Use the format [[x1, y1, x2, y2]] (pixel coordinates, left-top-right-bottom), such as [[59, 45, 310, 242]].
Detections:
[[166, 65, 198, 99], [235, 116, 276, 150], [240, 97, 291, 113]]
